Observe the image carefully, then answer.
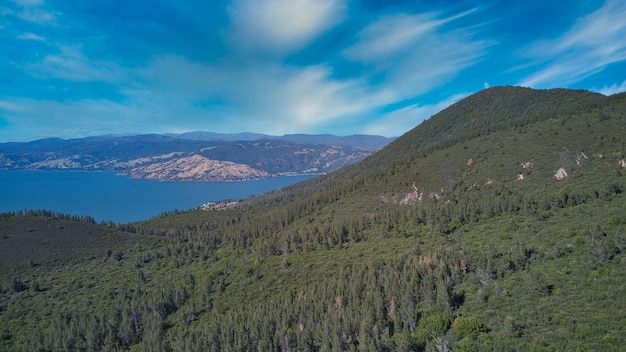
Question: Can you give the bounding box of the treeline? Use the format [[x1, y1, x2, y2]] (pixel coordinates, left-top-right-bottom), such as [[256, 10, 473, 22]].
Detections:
[[1, 209, 98, 224]]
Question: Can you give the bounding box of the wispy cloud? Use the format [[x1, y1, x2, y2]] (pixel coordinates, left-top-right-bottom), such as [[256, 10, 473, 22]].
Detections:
[[24, 45, 123, 82], [598, 80, 626, 96], [0, 97, 137, 141], [343, 13, 444, 62], [362, 93, 470, 136], [17, 32, 45, 41], [344, 8, 478, 62], [520, 0, 626, 87], [343, 9, 490, 98], [12, 0, 45, 5], [133, 55, 391, 135], [9, 0, 58, 25]]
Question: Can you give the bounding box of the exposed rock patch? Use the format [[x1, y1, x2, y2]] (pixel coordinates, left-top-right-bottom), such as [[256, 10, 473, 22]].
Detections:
[[398, 183, 423, 205], [554, 167, 568, 180], [120, 154, 271, 181], [576, 151, 588, 166], [114, 152, 184, 168], [28, 157, 82, 169]]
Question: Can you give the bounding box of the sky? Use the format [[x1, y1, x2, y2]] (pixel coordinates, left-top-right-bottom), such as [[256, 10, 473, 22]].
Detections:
[[1, 0, 625, 142]]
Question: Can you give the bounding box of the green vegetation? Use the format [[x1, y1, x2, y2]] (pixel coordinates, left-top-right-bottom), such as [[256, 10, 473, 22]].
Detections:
[[1, 86, 625, 351]]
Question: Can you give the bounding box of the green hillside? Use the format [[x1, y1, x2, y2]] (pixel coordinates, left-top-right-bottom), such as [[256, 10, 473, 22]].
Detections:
[[1, 86, 625, 351]]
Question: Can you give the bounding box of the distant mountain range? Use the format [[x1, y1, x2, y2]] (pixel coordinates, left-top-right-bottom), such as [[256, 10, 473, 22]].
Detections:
[[0, 133, 395, 181], [168, 131, 393, 150]]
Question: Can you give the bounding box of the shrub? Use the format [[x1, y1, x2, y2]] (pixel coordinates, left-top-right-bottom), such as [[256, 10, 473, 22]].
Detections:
[[416, 312, 451, 344], [452, 316, 488, 339]]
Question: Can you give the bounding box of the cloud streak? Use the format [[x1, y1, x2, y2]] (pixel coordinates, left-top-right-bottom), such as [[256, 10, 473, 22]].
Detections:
[[131, 55, 391, 135], [598, 80, 626, 96], [362, 93, 470, 137], [520, 0, 626, 87], [8, 0, 58, 25], [0, 97, 137, 141], [24, 45, 124, 82], [343, 9, 490, 98], [17, 31, 45, 41]]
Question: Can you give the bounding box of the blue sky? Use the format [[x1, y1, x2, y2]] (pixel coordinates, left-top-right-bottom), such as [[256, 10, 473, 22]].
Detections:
[[1, 0, 625, 142]]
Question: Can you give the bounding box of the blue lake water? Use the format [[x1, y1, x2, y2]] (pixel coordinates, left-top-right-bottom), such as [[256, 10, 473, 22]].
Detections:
[[0, 170, 314, 223]]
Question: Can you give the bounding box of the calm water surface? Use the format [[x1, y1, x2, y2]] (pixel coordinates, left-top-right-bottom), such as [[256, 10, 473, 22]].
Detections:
[[0, 170, 314, 223]]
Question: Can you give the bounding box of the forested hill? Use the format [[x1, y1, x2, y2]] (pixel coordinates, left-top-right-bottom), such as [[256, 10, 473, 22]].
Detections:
[[243, 86, 624, 209], [1, 86, 625, 351]]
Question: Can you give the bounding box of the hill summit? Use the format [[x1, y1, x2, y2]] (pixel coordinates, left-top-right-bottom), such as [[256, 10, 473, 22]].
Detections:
[[1, 86, 624, 351]]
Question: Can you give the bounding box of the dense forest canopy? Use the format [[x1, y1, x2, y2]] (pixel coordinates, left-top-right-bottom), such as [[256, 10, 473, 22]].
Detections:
[[1, 86, 625, 351]]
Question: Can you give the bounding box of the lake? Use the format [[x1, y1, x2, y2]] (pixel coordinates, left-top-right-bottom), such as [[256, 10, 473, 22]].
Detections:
[[0, 170, 315, 223]]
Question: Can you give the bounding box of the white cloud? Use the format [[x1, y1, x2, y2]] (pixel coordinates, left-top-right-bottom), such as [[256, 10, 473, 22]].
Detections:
[[257, 65, 392, 129], [134, 55, 392, 135], [25, 45, 123, 82], [226, 0, 345, 55], [598, 80, 626, 96], [520, 0, 626, 87], [362, 92, 470, 137], [343, 10, 489, 99], [12, 0, 44, 6], [17, 32, 45, 41], [0, 99, 23, 113], [343, 13, 443, 62], [0, 94, 220, 141], [344, 8, 477, 62], [0, 97, 139, 141], [10, 0, 57, 25]]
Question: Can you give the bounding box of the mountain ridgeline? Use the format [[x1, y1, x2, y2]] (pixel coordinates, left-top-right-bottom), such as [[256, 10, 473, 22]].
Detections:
[[0, 134, 394, 181], [1, 87, 625, 351]]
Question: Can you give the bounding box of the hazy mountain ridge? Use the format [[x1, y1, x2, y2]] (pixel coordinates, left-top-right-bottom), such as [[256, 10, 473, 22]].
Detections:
[[169, 131, 395, 150], [0, 133, 392, 181], [1, 87, 625, 351]]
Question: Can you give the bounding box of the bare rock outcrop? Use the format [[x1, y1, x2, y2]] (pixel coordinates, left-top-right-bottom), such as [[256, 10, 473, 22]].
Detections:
[[554, 167, 568, 180], [120, 154, 272, 181]]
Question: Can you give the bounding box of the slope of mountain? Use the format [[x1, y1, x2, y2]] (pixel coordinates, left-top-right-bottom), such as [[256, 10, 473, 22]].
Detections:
[[1, 87, 624, 351], [0, 133, 389, 181]]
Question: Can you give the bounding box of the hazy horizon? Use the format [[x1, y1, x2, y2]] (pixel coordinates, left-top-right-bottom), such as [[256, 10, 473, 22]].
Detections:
[[1, 129, 399, 143]]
